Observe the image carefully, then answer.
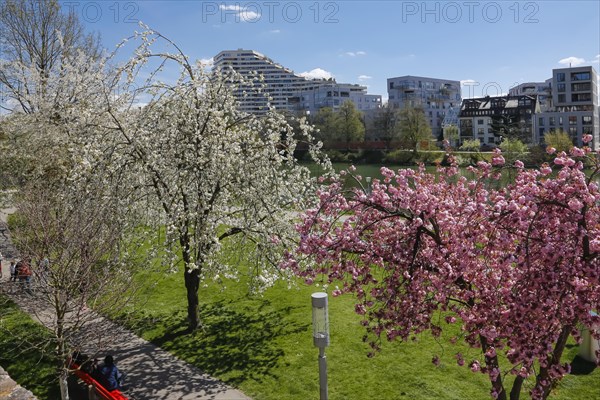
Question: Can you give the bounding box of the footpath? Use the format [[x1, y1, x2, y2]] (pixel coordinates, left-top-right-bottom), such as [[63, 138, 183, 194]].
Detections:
[[0, 208, 251, 400]]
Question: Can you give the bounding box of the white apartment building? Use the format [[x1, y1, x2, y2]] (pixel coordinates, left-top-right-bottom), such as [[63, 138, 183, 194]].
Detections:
[[213, 49, 317, 113], [212, 49, 381, 115], [288, 82, 381, 115], [387, 75, 462, 139]]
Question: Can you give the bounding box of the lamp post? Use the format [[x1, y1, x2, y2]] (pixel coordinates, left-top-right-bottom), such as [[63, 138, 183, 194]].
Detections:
[[312, 292, 329, 400]]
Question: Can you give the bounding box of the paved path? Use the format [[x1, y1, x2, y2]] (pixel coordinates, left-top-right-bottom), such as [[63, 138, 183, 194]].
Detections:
[[0, 208, 251, 400]]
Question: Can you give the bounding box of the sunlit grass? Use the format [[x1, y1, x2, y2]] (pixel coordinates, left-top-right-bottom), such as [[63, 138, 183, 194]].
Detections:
[[123, 257, 600, 400], [0, 295, 60, 399]]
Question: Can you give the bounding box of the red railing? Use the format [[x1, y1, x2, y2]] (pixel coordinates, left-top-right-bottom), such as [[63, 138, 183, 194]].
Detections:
[[70, 360, 128, 400]]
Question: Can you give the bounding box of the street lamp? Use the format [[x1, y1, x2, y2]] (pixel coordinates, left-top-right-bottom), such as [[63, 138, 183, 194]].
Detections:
[[312, 292, 329, 400]]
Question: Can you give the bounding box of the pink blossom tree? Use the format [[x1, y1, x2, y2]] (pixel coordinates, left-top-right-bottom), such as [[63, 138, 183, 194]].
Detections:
[[285, 140, 600, 400]]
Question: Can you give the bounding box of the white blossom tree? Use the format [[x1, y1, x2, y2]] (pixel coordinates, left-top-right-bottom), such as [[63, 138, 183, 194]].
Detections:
[[100, 29, 331, 330]]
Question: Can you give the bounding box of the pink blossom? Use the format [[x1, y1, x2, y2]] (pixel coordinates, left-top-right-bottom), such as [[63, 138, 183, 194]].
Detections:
[[287, 155, 600, 399], [546, 146, 556, 154], [583, 134, 593, 143], [491, 155, 505, 166], [570, 146, 586, 157]]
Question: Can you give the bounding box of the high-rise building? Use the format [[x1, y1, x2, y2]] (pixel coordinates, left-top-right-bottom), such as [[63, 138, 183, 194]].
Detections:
[[212, 49, 381, 115], [212, 49, 316, 113], [387, 75, 462, 139]]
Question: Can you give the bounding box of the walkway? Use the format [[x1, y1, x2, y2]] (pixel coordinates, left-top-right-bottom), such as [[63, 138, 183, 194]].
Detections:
[[0, 208, 251, 400]]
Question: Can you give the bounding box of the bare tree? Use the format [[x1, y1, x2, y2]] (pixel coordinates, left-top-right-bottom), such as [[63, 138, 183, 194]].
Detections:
[[0, 0, 101, 113], [6, 172, 145, 400]]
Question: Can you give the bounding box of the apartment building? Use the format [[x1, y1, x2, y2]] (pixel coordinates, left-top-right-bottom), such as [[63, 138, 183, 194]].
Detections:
[[387, 75, 462, 139], [212, 49, 381, 115], [509, 80, 552, 111], [535, 66, 599, 149], [212, 49, 315, 113], [288, 82, 381, 115], [459, 95, 540, 146]]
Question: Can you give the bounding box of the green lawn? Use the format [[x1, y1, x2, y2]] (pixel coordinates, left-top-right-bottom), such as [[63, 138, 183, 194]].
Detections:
[[124, 267, 600, 400], [1, 264, 598, 400], [0, 295, 61, 399]]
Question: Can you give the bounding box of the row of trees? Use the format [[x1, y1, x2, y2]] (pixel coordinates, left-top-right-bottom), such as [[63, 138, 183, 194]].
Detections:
[[310, 102, 432, 152]]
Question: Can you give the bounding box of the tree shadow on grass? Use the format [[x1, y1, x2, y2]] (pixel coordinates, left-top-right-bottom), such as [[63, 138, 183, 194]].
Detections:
[[0, 296, 61, 399], [134, 298, 309, 386], [570, 355, 597, 376]]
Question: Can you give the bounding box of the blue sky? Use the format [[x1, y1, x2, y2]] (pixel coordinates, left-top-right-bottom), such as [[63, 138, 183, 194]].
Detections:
[[72, 0, 600, 101]]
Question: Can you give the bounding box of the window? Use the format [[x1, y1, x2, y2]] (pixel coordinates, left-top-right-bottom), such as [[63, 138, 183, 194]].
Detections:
[[559, 116, 563, 125], [582, 116, 592, 125], [569, 116, 577, 125], [478, 128, 485, 135], [549, 117, 555, 126], [538, 117, 544, 126], [556, 72, 565, 82], [571, 72, 591, 81], [558, 94, 566, 103], [389, 82, 394, 89], [572, 82, 591, 91], [572, 93, 592, 102], [478, 119, 484, 125], [569, 127, 577, 137], [557, 83, 566, 92]]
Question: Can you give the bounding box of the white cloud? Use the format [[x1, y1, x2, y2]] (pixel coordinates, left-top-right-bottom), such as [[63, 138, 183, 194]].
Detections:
[[219, 5, 260, 22], [558, 56, 586, 67], [299, 68, 334, 80], [269, 29, 281, 34], [199, 57, 214, 71], [358, 75, 372, 81], [344, 51, 367, 57], [199, 57, 214, 67], [593, 55, 600, 64]]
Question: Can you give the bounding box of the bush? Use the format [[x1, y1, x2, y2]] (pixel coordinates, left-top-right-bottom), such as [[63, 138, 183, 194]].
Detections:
[[384, 150, 415, 165]]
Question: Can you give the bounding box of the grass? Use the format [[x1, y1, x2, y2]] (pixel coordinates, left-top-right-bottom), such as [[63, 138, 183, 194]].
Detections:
[[0, 295, 61, 399], [122, 265, 600, 400]]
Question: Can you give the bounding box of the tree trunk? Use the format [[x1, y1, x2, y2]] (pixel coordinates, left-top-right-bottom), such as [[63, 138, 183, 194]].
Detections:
[[184, 266, 201, 331], [480, 335, 507, 400], [509, 375, 524, 400], [59, 373, 70, 400], [534, 326, 571, 400]]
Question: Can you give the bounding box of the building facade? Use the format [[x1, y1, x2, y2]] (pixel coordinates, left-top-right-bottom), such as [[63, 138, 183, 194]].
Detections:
[[213, 49, 381, 115], [288, 82, 381, 115], [535, 66, 599, 149], [387, 75, 462, 139], [459, 95, 540, 146], [212, 49, 317, 113]]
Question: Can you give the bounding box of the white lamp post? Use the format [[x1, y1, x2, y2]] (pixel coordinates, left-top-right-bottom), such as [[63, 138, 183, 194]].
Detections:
[[312, 292, 329, 400]]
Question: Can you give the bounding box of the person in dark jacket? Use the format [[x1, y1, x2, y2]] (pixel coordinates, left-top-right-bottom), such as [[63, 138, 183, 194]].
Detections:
[[100, 355, 122, 391]]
